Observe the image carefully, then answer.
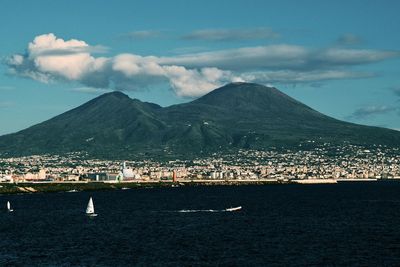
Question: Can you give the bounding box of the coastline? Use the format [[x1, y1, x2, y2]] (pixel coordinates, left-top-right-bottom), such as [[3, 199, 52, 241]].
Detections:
[[0, 180, 282, 195], [0, 178, 399, 195]]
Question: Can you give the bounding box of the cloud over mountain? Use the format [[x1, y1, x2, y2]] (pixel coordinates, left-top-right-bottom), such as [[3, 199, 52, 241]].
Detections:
[[160, 45, 398, 70], [7, 34, 237, 97], [349, 105, 396, 119], [6, 33, 400, 97]]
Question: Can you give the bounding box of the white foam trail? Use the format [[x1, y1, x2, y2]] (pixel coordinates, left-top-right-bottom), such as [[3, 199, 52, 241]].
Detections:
[[156, 207, 242, 213], [177, 209, 225, 213]]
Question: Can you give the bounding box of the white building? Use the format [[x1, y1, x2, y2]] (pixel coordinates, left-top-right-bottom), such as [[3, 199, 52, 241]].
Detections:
[[117, 162, 135, 181]]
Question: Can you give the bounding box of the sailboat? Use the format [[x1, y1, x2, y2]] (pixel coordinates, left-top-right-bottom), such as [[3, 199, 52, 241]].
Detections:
[[86, 197, 98, 217], [7, 201, 13, 212]]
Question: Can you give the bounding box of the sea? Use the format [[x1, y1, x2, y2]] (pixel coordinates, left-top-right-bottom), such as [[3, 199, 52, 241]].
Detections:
[[1, 182, 400, 266]]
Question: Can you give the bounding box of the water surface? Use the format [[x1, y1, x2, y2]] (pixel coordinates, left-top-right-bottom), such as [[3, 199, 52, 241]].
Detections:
[[1, 183, 400, 266]]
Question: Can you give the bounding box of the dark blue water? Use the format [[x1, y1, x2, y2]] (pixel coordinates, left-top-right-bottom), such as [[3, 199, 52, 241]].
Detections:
[[1, 183, 400, 266]]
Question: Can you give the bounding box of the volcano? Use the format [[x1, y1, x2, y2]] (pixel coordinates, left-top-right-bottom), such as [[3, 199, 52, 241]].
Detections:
[[0, 82, 399, 159]]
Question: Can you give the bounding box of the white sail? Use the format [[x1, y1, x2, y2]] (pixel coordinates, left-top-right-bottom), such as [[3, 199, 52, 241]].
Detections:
[[7, 201, 13, 212], [86, 197, 95, 214]]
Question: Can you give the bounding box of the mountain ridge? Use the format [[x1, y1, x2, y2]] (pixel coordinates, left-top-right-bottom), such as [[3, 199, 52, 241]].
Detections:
[[0, 83, 399, 159]]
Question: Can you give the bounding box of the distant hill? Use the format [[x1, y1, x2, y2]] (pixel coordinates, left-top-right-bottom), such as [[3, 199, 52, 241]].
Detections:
[[0, 82, 399, 159]]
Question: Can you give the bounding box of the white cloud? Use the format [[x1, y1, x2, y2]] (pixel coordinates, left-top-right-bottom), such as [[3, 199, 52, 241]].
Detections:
[[183, 27, 279, 41], [8, 33, 108, 82], [241, 70, 374, 84], [112, 54, 165, 77], [70, 87, 111, 95], [159, 45, 398, 71], [6, 34, 241, 97], [28, 33, 107, 80], [158, 45, 309, 70], [6, 33, 400, 98], [316, 48, 398, 66], [349, 105, 397, 119], [164, 66, 238, 97], [9, 54, 24, 65]]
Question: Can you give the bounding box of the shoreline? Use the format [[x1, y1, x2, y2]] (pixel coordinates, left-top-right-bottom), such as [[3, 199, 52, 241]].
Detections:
[[0, 178, 399, 195], [0, 180, 282, 195]]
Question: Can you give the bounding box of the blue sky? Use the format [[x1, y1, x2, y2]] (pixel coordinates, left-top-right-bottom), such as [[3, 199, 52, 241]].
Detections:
[[1, 0, 399, 135]]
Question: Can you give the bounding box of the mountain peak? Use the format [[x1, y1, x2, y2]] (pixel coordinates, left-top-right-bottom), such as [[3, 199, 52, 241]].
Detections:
[[193, 82, 292, 109], [80, 90, 132, 108], [99, 90, 130, 99], [224, 81, 270, 87], [213, 82, 275, 93], [200, 82, 278, 98]]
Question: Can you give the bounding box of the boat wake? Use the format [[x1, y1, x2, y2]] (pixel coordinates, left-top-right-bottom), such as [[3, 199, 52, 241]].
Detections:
[[174, 206, 242, 213], [177, 209, 224, 213], [154, 206, 242, 213], [67, 189, 78, 193]]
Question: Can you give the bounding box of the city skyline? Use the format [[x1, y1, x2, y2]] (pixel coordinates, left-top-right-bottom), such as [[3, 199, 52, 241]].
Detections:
[[1, 0, 400, 135]]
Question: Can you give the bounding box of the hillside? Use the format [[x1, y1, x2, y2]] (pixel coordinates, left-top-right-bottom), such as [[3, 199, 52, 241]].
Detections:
[[0, 82, 399, 159]]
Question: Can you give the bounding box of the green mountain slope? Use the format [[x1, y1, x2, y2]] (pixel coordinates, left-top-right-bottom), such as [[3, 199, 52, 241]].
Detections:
[[0, 82, 399, 159]]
